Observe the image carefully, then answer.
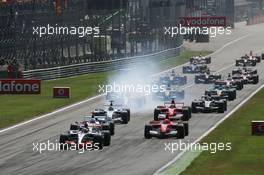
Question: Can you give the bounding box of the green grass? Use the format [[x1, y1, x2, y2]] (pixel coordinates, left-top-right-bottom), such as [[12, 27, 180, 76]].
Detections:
[[0, 50, 212, 129], [172, 87, 264, 175]]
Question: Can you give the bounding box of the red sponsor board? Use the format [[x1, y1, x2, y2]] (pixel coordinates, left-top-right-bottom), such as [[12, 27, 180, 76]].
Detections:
[[179, 17, 227, 27], [252, 121, 264, 135], [53, 87, 70, 98], [0, 79, 41, 94]]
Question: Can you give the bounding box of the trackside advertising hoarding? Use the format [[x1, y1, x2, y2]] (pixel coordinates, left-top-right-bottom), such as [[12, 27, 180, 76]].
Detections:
[[0, 79, 41, 94], [179, 17, 227, 27]]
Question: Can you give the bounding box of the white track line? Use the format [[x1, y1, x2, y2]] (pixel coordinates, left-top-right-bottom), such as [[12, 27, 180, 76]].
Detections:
[[153, 83, 264, 175], [0, 34, 252, 134]]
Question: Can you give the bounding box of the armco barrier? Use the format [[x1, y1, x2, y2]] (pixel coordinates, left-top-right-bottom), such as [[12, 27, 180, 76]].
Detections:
[[23, 45, 183, 80], [247, 14, 264, 25]]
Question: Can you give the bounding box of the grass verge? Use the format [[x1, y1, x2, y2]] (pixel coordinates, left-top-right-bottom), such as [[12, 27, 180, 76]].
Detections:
[[163, 87, 264, 175], [0, 50, 212, 129]]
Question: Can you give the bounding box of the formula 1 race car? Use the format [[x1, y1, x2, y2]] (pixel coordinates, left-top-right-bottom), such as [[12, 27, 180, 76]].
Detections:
[[182, 64, 209, 74], [159, 70, 187, 86], [190, 56, 211, 64], [235, 58, 257, 67], [215, 76, 244, 90], [144, 118, 187, 139], [59, 122, 111, 150], [232, 67, 257, 75], [195, 72, 221, 84], [205, 85, 236, 101], [154, 84, 185, 101], [235, 51, 262, 66], [93, 101, 130, 125], [84, 114, 115, 135], [232, 73, 259, 84], [191, 95, 227, 113], [153, 99, 191, 121]]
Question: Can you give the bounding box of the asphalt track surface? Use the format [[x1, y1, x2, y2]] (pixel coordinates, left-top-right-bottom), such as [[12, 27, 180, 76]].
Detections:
[[1, 23, 264, 175]]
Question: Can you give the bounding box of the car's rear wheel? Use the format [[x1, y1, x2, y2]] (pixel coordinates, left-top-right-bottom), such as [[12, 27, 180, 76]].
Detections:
[[177, 126, 185, 139], [144, 125, 152, 139]]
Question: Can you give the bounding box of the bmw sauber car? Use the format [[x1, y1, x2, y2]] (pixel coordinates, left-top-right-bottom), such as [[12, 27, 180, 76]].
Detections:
[[232, 73, 259, 84], [59, 123, 111, 150], [159, 70, 187, 86], [93, 102, 130, 125], [232, 67, 257, 75], [191, 95, 227, 113], [205, 85, 236, 101], [153, 99, 191, 121], [190, 56, 211, 64], [182, 64, 209, 74], [144, 119, 187, 139], [195, 72, 221, 84]]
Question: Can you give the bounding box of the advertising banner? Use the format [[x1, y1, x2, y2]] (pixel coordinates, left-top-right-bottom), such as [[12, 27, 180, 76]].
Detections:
[[0, 79, 41, 94], [179, 17, 227, 27]]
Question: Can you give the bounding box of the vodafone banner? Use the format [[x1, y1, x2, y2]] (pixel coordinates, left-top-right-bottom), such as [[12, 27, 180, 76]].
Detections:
[[0, 79, 41, 94], [179, 17, 227, 27]]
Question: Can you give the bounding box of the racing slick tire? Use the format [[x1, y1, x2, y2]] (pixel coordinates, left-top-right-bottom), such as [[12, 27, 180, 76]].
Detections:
[[183, 123, 189, 136], [110, 122, 115, 136], [183, 106, 192, 120], [59, 134, 70, 150], [182, 67, 187, 74], [252, 61, 257, 66], [177, 125, 185, 139], [228, 90, 236, 101], [144, 125, 152, 139], [94, 135, 104, 150], [102, 131, 111, 146], [195, 76, 201, 84], [121, 113, 129, 124], [236, 82, 243, 90], [154, 109, 161, 121], [252, 76, 259, 84], [191, 102, 198, 113], [256, 56, 261, 63], [125, 109, 131, 121], [207, 57, 211, 64], [262, 53, 264, 60], [235, 60, 239, 66], [216, 102, 225, 113]]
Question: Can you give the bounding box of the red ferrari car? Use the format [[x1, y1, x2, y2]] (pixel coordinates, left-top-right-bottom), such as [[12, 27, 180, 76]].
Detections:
[[144, 118, 188, 139], [153, 99, 191, 121]]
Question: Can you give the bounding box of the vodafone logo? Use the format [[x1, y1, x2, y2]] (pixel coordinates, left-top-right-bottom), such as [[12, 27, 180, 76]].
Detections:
[[58, 88, 65, 96], [53, 87, 70, 98], [180, 17, 227, 27], [0, 79, 41, 94]]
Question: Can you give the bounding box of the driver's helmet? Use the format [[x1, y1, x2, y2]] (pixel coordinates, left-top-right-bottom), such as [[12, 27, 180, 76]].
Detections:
[[171, 69, 175, 74], [164, 119, 170, 124], [108, 106, 114, 111]]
